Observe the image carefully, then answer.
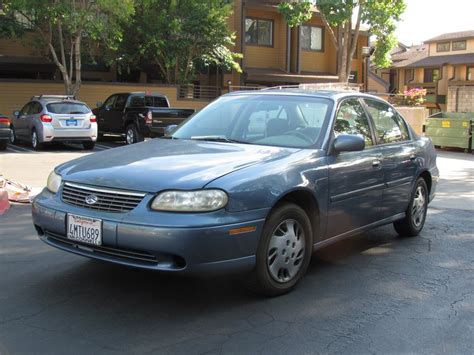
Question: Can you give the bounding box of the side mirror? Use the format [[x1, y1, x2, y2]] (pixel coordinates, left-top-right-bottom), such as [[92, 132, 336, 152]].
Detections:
[[13, 110, 19, 118], [333, 134, 365, 153], [96, 102, 103, 108], [164, 124, 178, 136]]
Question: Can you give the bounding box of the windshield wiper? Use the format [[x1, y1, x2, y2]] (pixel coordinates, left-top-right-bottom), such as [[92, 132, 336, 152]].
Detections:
[[190, 136, 248, 144]]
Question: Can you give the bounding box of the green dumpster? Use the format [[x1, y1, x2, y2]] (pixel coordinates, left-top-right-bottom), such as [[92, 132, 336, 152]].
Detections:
[[425, 112, 474, 151]]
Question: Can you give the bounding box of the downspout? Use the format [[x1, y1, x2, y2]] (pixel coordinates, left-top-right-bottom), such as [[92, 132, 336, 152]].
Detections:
[[286, 24, 291, 73], [240, 0, 246, 85], [297, 26, 301, 74]]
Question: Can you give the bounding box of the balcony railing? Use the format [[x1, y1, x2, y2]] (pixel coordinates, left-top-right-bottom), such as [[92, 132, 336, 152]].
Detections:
[[178, 85, 222, 100]]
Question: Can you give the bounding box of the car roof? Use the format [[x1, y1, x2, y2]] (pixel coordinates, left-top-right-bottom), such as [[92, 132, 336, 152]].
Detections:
[[224, 89, 388, 103], [115, 92, 167, 97]]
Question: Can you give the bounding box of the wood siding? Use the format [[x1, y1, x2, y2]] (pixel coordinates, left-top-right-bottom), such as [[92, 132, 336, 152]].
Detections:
[[0, 81, 209, 119]]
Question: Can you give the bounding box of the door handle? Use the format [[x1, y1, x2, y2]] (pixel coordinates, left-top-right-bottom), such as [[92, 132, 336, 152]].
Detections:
[[409, 154, 417, 161], [372, 160, 381, 168]]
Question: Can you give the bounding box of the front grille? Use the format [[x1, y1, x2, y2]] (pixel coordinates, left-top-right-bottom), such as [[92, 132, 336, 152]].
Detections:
[[45, 230, 159, 265], [61, 182, 146, 212]]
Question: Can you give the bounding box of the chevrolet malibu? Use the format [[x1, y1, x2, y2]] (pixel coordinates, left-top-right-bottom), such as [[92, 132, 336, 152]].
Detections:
[[32, 90, 439, 296]]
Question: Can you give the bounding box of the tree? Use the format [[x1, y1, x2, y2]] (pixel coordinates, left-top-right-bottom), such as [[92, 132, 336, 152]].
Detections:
[[278, 0, 406, 83], [117, 0, 242, 84], [0, 0, 134, 95]]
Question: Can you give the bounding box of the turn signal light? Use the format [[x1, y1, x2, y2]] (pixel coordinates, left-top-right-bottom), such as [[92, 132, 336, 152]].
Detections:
[[0, 117, 9, 124], [40, 114, 52, 123], [89, 115, 97, 123]]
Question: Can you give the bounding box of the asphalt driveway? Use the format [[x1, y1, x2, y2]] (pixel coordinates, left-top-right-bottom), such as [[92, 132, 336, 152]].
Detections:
[[0, 151, 473, 354]]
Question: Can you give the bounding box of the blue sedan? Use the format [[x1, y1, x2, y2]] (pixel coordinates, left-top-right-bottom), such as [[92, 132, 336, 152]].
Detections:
[[32, 90, 439, 296]]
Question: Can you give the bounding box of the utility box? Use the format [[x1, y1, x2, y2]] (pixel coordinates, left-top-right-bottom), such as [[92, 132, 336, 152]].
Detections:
[[425, 112, 473, 151]]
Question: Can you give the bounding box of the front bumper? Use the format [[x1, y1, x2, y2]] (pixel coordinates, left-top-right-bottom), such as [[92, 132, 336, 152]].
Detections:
[[32, 189, 268, 275]]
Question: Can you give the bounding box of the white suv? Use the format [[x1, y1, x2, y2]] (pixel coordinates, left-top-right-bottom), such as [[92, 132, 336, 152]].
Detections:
[[10, 95, 97, 150]]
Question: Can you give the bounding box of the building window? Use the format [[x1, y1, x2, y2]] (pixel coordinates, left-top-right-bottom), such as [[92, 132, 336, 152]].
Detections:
[[405, 69, 414, 84], [245, 18, 273, 46], [424, 68, 440, 83], [436, 42, 450, 52], [468, 67, 474, 81], [301, 25, 324, 51], [452, 40, 467, 51]]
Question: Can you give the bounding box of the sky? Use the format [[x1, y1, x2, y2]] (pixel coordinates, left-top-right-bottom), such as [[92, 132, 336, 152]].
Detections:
[[394, 0, 473, 45]]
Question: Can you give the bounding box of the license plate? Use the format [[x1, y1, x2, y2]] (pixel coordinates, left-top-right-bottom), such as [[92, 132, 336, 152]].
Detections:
[[67, 214, 102, 246], [66, 119, 77, 126]]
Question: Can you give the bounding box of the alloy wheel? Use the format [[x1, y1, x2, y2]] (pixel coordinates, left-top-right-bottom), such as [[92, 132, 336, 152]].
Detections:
[[126, 128, 135, 144], [411, 185, 426, 227], [31, 131, 38, 149]]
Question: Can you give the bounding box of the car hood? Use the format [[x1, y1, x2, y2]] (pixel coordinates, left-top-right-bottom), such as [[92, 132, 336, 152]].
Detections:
[[57, 139, 300, 192]]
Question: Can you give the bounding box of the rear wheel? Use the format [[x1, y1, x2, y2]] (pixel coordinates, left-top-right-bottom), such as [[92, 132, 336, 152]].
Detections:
[[31, 129, 44, 151], [83, 141, 95, 150], [9, 126, 17, 144], [243, 203, 313, 297], [125, 125, 143, 145], [394, 178, 428, 237]]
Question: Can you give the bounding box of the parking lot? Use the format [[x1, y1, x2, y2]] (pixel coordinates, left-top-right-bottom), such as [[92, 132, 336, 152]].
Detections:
[[1, 146, 473, 354]]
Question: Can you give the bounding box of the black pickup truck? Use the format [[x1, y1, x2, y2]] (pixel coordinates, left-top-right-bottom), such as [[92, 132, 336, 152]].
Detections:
[[93, 92, 195, 144]]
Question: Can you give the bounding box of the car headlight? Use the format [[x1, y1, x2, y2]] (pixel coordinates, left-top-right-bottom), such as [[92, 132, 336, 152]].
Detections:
[[151, 190, 228, 212], [47, 171, 62, 193]]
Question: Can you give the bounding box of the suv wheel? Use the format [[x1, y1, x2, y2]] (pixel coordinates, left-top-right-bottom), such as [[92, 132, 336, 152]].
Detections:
[[31, 129, 44, 151], [242, 203, 313, 297], [9, 126, 17, 144], [125, 125, 143, 145], [83, 141, 95, 150], [394, 178, 428, 237]]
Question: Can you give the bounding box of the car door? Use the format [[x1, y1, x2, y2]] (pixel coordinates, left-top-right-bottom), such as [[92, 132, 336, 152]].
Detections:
[[109, 94, 128, 133], [97, 94, 117, 133], [325, 98, 384, 238], [15, 102, 33, 139], [363, 99, 418, 219]]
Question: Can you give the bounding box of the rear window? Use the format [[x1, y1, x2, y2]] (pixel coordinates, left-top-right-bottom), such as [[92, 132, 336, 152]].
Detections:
[[129, 95, 168, 108], [47, 102, 90, 114]]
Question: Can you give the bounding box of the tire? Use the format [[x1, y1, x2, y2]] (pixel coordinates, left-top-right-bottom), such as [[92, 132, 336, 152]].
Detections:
[[0, 140, 7, 151], [125, 124, 143, 145], [394, 178, 429, 237], [83, 141, 95, 150], [31, 129, 44, 151], [9, 126, 17, 144], [242, 203, 313, 297]]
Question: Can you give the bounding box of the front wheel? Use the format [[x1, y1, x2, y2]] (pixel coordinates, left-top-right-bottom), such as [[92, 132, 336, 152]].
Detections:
[[243, 203, 313, 297], [394, 178, 428, 237], [9, 126, 17, 144]]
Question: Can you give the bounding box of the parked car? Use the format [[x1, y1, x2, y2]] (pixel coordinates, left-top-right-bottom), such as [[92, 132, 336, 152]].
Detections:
[[32, 89, 439, 296], [10, 95, 97, 151], [0, 113, 11, 151], [93, 92, 195, 144]]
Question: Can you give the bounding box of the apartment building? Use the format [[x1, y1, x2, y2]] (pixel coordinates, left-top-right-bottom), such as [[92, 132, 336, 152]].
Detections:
[[390, 31, 474, 112], [0, 0, 369, 90]]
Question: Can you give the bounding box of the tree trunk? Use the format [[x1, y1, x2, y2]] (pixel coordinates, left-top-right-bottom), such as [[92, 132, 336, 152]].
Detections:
[[339, 22, 350, 83]]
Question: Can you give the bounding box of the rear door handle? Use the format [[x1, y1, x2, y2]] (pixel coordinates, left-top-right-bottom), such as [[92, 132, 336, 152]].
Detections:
[[372, 160, 381, 168], [409, 154, 417, 161]]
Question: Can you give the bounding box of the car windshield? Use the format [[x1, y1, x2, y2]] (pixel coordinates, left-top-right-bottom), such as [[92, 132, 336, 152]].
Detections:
[[172, 94, 333, 148], [46, 102, 90, 114]]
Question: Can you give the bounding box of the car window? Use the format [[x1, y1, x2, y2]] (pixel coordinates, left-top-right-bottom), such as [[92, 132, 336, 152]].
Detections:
[[114, 94, 128, 110], [46, 102, 90, 114], [29, 102, 42, 115], [153, 96, 168, 107], [334, 99, 373, 147], [20, 103, 32, 115], [173, 95, 333, 148], [364, 99, 410, 144], [129, 95, 145, 107], [103, 95, 117, 109]]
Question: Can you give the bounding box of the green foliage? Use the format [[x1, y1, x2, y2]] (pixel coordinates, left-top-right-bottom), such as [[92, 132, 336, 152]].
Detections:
[[0, 0, 134, 94], [118, 0, 242, 84], [277, 1, 313, 28]]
